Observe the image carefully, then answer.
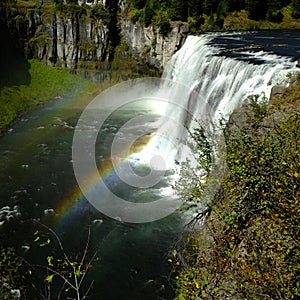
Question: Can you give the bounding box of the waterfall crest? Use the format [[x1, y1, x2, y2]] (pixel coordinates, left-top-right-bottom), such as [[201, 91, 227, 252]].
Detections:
[[73, 32, 299, 222], [135, 33, 298, 172], [163, 34, 297, 121]]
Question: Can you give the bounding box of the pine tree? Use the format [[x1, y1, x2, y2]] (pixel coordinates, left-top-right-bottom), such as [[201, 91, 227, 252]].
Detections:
[[266, 0, 284, 22], [144, 0, 154, 26], [203, 0, 219, 15], [292, 0, 300, 18], [223, 0, 246, 12], [170, 0, 188, 21], [245, 0, 268, 20]]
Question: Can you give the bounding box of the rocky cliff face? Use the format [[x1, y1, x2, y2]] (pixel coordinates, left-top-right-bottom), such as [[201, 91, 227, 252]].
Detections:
[[2, 1, 189, 73], [120, 18, 189, 69], [15, 7, 111, 69]]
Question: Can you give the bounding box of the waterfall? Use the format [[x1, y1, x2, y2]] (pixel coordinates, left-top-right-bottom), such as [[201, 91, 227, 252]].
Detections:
[[138, 34, 297, 169], [163, 34, 296, 121], [73, 32, 298, 223]]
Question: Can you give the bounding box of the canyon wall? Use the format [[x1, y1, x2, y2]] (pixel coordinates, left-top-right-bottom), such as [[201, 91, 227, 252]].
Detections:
[[2, 1, 189, 72]]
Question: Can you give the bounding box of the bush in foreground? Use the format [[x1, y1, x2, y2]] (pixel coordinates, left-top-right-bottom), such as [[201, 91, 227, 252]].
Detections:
[[173, 80, 300, 299]]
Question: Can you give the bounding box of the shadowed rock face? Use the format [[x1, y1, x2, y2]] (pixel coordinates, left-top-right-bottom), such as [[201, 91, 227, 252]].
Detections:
[[0, 18, 30, 88]]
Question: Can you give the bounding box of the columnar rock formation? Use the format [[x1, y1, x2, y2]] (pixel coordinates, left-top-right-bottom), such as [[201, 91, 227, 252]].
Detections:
[[2, 1, 189, 71]]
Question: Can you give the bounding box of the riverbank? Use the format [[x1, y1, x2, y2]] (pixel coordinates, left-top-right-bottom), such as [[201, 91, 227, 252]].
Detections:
[[223, 8, 300, 31], [172, 77, 300, 299], [0, 59, 94, 134]]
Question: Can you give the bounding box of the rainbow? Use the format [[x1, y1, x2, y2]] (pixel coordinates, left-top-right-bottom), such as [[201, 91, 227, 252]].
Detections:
[[53, 134, 153, 224]]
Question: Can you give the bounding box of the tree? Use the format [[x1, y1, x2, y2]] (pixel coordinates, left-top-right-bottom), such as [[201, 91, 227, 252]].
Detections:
[[31, 224, 98, 300], [172, 87, 300, 299], [203, 0, 219, 15], [170, 0, 188, 21], [216, 0, 227, 29], [223, 0, 246, 12], [144, 0, 154, 26], [187, 0, 204, 18], [130, 0, 146, 9], [90, 3, 110, 22], [153, 9, 171, 36], [266, 0, 284, 22], [0, 224, 98, 300], [245, 0, 268, 20], [292, 0, 300, 18]]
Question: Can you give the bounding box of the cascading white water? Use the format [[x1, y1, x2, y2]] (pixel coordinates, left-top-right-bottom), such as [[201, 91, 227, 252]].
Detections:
[[75, 32, 298, 222], [163, 34, 296, 121], [138, 33, 298, 170]]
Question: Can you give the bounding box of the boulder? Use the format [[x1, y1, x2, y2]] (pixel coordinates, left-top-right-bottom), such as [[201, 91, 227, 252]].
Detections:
[[297, 56, 300, 68], [270, 85, 285, 98]]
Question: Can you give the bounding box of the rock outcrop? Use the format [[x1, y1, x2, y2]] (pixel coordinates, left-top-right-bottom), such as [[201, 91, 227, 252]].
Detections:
[[22, 9, 110, 69], [2, 1, 189, 73], [121, 18, 189, 69], [297, 56, 300, 68]]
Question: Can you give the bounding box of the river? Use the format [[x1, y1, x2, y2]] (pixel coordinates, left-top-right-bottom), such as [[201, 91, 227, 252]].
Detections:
[[0, 30, 299, 299]]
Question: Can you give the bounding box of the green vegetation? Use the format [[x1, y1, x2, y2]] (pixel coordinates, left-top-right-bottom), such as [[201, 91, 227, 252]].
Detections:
[[0, 59, 93, 133], [0, 247, 28, 299], [173, 78, 300, 299], [0, 225, 98, 299], [77, 38, 160, 79], [2, 0, 111, 24], [126, 0, 300, 32], [0, 53, 159, 133], [1, 2, 300, 299], [31, 224, 98, 300]]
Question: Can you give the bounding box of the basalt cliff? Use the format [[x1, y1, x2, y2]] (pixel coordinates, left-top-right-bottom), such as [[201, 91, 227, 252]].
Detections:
[[1, 0, 189, 76]]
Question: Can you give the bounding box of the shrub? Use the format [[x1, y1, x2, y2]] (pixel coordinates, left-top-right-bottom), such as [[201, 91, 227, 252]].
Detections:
[[267, 10, 284, 22], [153, 9, 170, 36], [173, 91, 300, 299], [128, 8, 144, 22], [90, 2, 110, 22]]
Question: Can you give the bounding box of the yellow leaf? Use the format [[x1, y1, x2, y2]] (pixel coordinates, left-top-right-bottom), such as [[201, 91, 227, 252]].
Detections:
[[45, 274, 54, 283]]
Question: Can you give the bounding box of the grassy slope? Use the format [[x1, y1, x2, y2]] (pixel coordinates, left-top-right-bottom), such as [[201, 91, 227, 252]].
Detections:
[[0, 59, 94, 133], [173, 80, 300, 299]]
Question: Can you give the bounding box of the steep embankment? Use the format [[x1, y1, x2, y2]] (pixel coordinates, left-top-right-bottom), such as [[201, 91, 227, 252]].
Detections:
[[0, 1, 189, 71], [0, 0, 190, 131], [173, 79, 300, 299]]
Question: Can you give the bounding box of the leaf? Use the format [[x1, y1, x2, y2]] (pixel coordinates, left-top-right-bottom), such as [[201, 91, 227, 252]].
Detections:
[[45, 274, 54, 283], [75, 269, 83, 277], [40, 238, 51, 247], [47, 256, 54, 267], [178, 294, 185, 300], [173, 249, 177, 257]]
